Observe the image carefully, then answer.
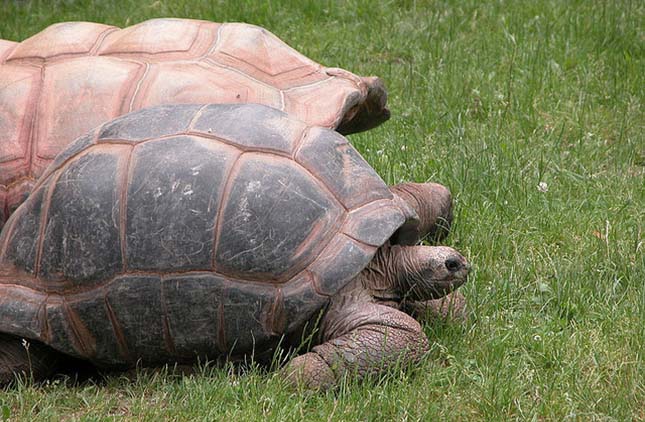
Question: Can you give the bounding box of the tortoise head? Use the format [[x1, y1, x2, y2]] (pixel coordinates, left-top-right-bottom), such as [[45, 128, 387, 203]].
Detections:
[[394, 245, 470, 301]]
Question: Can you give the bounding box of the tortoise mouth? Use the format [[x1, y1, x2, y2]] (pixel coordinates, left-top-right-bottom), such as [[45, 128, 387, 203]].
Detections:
[[430, 273, 468, 299], [411, 266, 469, 301]]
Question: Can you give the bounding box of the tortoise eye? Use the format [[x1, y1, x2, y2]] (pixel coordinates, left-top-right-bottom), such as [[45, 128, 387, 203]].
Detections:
[[445, 258, 463, 272]]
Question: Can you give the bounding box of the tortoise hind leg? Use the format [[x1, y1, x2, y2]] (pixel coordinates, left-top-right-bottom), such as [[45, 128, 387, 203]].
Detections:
[[0, 333, 66, 386]]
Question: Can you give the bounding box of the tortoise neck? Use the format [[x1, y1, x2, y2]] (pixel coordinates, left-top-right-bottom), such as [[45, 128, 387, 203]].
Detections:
[[361, 245, 404, 301]]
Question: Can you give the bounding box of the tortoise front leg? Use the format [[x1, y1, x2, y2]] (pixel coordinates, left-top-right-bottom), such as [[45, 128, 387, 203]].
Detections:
[[403, 291, 468, 322], [283, 303, 429, 390]]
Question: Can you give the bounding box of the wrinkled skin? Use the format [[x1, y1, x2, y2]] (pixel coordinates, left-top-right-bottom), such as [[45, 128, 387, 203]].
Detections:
[[390, 182, 467, 323], [282, 182, 470, 390], [282, 244, 469, 390]]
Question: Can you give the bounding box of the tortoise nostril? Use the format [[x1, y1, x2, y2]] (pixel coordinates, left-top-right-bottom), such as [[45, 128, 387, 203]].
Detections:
[[445, 258, 462, 272]]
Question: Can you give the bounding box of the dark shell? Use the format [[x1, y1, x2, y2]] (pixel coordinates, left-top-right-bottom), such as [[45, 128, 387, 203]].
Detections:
[[0, 104, 417, 367]]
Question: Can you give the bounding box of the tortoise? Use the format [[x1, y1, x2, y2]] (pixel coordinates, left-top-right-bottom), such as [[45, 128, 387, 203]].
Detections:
[[0, 104, 467, 390], [0, 18, 390, 229]]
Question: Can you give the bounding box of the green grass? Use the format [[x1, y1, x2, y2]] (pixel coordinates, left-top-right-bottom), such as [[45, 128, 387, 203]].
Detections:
[[1, 0, 643, 420]]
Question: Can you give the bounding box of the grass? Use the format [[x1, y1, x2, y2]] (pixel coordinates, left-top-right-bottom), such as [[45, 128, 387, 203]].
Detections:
[[1, 0, 643, 420]]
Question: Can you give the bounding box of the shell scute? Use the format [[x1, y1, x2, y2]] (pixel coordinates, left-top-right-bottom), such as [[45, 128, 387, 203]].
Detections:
[[6, 22, 115, 62], [296, 126, 392, 210], [161, 273, 227, 359], [126, 136, 239, 272], [190, 103, 305, 154], [38, 146, 127, 284], [35, 57, 142, 161], [309, 234, 375, 297], [98, 103, 201, 142], [215, 153, 341, 280], [65, 292, 126, 365], [44, 298, 88, 358], [208, 23, 324, 89], [0, 181, 51, 275], [283, 78, 361, 129], [281, 273, 329, 334], [0, 64, 40, 183], [0, 285, 45, 341], [135, 61, 282, 111], [104, 274, 168, 364], [222, 279, 277, 354], [342, 200, 408, 247], [98, 19, 218, 59]]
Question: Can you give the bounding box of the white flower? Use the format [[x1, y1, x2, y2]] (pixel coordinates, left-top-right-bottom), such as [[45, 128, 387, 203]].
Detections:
[[537, 181, 548, 192]]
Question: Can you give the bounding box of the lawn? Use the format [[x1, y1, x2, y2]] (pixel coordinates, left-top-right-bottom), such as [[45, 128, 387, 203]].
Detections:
[[1, 0, 643, 420]]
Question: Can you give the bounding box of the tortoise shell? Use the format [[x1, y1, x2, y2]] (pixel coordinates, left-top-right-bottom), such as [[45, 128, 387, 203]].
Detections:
[[0, 18, 390, 228], [0, 104, 416, 367]]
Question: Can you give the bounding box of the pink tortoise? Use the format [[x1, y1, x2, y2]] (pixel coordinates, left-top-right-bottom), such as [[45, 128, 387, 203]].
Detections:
[[0, 18, 390, 228]]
